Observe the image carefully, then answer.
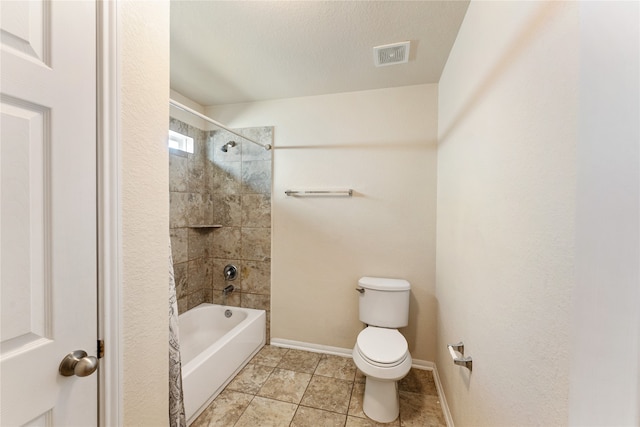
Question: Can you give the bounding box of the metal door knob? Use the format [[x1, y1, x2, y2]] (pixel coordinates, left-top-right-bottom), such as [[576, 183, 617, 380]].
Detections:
[[59, 350, 98, 377]]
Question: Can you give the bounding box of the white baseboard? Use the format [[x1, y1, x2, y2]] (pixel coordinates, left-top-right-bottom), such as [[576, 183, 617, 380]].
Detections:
[[270, 338, 353, 357], [430, 364, 454, 427], [269, 338, 454, 427]]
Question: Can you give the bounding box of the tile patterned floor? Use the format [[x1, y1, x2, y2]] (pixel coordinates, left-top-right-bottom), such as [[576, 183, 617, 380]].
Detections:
[[191, 345, 447, 427]]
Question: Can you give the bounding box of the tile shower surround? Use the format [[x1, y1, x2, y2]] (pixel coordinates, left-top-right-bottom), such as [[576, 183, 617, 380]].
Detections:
[[169, 118, 272, 338]]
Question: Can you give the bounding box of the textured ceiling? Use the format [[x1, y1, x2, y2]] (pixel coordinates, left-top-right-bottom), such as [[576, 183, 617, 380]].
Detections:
[[170, 1, 469, 106]]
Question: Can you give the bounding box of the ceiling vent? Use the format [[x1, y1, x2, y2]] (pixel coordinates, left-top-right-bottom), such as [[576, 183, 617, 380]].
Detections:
[[373, 41, 411, 67]]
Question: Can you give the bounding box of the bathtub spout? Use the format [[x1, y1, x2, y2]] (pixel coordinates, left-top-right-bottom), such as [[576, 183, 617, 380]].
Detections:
[[222, 284, 234, 306]]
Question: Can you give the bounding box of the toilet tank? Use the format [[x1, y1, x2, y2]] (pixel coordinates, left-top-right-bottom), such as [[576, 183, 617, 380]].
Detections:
[[357, 277, 410, 328]]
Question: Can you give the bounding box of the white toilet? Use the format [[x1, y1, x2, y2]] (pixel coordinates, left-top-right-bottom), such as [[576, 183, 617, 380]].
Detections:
[[352, 276, 412, 423]]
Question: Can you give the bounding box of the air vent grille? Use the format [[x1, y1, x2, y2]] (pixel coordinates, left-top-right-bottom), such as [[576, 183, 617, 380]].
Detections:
[[373, 41, 410, 67]]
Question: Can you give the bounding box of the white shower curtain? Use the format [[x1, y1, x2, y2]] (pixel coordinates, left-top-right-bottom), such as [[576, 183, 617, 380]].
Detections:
[[169, 245, 186, 427]]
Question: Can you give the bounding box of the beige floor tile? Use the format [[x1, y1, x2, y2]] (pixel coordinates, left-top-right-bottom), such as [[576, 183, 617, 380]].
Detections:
[[190, 390, 253, 427], [276, 349, 322, 374], [346, 415, 400, 426], [191, 348, 447, 427], [258, 368, 312, 404], [399, 391, 446, 427], [251, 345, 289, 367], [347, 381, 366, 418], [300, 375, 353, 414], [315, 354, 357, 381], [225, 363, 274, 394], [234, 396, 298, 427], [398, 368, 438, 396], [290, 406, 347, 427]]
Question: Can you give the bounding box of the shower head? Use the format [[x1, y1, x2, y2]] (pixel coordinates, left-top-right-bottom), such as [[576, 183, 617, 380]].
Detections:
[[221, 141, 237, 152]]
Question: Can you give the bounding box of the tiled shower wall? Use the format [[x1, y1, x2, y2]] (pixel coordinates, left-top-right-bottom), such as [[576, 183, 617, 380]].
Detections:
[[169, 119, 212, 313], [169, 118, 273, 337]]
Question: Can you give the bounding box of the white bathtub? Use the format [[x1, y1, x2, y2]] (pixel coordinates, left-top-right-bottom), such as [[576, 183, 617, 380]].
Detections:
[[179, 303, 266, 424]]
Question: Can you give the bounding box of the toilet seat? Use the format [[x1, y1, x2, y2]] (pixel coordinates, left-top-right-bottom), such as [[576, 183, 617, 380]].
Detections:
[[356, 327, 408, 367]]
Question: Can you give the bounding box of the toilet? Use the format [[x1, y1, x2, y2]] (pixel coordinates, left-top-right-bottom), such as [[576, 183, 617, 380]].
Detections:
[[352, 276, 412, 423]]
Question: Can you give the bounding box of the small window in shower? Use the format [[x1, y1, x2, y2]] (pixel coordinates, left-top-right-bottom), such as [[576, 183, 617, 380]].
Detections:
[[168, 130, 194, 154]]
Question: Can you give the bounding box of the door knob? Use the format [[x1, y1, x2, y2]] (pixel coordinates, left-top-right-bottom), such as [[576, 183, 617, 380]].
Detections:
[[59, 350, 98, 377]]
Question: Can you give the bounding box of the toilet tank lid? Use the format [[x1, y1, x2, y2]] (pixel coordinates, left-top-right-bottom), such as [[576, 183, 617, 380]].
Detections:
[[358, 277, 410, 291]]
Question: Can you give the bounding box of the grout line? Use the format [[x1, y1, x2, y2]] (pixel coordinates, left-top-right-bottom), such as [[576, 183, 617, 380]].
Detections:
[[345, 377, 356, 424], [288, 405, 300, 427], [231, 393, 255, 427]]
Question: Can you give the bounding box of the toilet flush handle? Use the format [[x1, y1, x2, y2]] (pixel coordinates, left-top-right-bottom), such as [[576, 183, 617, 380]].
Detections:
[[355, 288, 365, 294]]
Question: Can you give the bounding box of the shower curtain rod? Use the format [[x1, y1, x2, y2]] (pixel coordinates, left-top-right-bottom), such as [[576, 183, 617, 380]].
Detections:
[[169, 99, 272, 151]]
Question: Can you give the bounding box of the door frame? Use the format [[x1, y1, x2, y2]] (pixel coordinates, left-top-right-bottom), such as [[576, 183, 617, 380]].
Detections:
[[97, 0, 122, 425]]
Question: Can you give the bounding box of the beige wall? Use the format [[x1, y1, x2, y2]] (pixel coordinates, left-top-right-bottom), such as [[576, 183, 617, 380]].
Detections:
[[119, 1, 638, 424], [569, 2, 639, 425], [209, 84, 438, 361], [120, 1, 170, 425], [436, 2, 578, 425]]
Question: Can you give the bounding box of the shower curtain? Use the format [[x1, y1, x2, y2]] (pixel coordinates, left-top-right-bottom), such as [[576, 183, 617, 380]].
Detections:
[[169, 245, 187, 427]]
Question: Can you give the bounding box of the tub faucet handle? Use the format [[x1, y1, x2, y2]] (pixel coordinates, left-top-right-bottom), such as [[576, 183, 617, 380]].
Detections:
[[223, 264, 238, 281]]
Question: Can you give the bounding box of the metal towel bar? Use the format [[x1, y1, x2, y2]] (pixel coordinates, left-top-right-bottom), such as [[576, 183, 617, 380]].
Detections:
[[447, 342, 472, 371], [285, 189, 353, 197]]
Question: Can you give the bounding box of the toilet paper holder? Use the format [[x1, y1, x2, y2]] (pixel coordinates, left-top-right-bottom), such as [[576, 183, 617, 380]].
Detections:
[[447, 342, 473, 371]]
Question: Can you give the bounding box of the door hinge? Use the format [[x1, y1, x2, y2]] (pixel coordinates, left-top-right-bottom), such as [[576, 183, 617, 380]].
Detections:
[[97, 339, 105, 359]]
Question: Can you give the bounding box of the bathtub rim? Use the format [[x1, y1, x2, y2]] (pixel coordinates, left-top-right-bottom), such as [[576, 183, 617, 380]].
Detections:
[[179, 303, 266, 424], [180, 303, 265, 376]]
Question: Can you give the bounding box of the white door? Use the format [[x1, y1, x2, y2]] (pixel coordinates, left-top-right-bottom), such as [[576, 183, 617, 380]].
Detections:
[[0, 1, 98, 425]]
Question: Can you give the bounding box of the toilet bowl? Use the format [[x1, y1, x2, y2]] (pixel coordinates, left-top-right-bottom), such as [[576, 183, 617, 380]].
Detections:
[[353, 326, 412, 423], [354, 276, 412, 423]]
